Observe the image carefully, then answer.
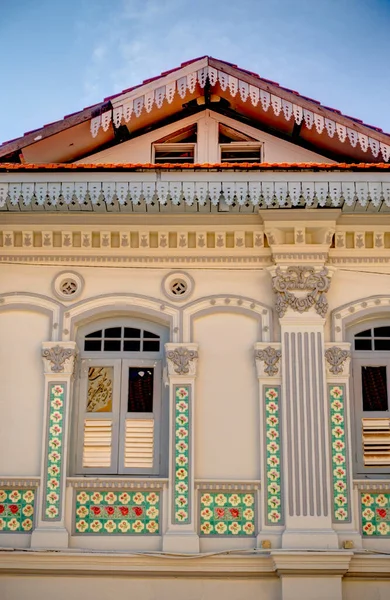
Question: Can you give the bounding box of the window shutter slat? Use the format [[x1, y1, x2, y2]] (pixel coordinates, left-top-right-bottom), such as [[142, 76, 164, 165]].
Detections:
[[124, 419, 154, 468], [362, 418, 390, 465], [83, 419, 112, 468]]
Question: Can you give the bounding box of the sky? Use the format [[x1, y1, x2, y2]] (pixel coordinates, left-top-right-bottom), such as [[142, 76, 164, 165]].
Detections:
[[1, 0, 390, 144]]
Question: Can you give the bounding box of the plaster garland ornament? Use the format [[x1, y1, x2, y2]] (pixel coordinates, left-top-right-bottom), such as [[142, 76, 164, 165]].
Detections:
[[272, 266, 331, 318], [42, 345, 76, 373], [166, 347, 198, 375], [325, 346, 351, 376], [255, 346, 282, 376]]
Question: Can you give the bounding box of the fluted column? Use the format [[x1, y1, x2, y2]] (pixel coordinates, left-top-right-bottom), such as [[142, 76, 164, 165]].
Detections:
[[31, 342, 77, 549], [163, 343, 199, 553], [271, 265, 339, 549]]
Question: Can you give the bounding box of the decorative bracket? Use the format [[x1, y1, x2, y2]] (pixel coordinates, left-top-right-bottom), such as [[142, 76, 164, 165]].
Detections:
[[255, 345, 282, 377]]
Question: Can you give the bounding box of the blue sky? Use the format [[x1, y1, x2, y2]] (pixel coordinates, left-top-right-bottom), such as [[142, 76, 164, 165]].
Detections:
[[1, 0, 390, 144]]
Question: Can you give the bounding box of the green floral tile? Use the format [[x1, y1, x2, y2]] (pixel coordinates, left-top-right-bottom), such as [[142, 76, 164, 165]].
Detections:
[[361, 492, 390, 536], [0, 489, 35, 533], [329, 385, 350, 521], [74, 489, 160, 534], [173, 386, 190, 524], [199, 492, 256, 536], [43, 383, 66, 520], [264, 387, 283, 525]]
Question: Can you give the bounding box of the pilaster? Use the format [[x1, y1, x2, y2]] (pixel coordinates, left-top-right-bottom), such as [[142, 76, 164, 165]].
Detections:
[[273, 266, 338, 549], [254, 343, 283, 548], [262, 210, 341, 549], [324, 343, 362, 548], [163, 343, 199, 553], [31, 342, 77, 549]]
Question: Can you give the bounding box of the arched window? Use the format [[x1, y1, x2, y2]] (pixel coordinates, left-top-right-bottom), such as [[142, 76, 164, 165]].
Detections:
[[351, 321, 390, 476], [73, 318, 169, 476]]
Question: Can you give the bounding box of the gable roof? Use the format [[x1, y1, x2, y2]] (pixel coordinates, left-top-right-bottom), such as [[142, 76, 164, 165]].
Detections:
[[1, 56, 390, 164]]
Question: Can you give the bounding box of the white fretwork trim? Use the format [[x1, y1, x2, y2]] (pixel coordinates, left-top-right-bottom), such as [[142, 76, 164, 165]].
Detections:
[[2, 179, 390, 210], [89, 65, 390, 161]]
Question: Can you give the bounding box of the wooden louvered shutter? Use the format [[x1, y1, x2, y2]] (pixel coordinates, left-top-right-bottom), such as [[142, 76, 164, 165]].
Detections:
[[362, 418, 390, 466], [77, 359, 121, 475], [119, 360, 161, 474]]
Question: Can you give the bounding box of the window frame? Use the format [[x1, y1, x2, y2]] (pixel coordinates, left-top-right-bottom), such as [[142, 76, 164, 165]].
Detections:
[[72, 317, 168, 477], [349, 318, 390, 477]]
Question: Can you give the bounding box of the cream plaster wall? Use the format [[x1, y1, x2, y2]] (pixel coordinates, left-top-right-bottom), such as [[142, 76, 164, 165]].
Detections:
[[0, 310, 49, 475], [194, 312, 260, 479], [343, 580, 390, 600], [0, 576, 281, 600], [77, 110, 331, 165]]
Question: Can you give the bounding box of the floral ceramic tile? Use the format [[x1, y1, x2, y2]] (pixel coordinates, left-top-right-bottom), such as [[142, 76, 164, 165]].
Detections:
[[329, 385, 349, 521], [199, 492, 256, 536], [74, 489, 160, 534], [361, 493, 390, 536], [0, 489, 35, 532]]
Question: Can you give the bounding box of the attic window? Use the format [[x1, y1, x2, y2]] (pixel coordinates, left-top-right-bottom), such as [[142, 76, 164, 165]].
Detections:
[[153, 143, 195, 164], [153, 124, 196, 164], [218, 123, 261, 164]]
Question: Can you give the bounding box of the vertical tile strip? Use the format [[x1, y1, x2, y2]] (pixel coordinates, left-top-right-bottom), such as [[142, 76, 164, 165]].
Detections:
[[264, 386, 283, 525], [42, 383, 66, 521], [329, 384, 350, 522], [173, 385, 190, 524]]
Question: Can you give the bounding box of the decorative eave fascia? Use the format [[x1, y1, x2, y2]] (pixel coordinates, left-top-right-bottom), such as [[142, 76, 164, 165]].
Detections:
[[88, 56, 390, 161], [2, 56, 390, 162]]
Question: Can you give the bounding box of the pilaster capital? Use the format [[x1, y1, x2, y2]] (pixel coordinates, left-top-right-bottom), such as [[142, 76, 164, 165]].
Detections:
[[269, 265, 334, 319], [324, 343, 351, 378], [41, 342, 77, 376], [165, 343, 199, 377], [254, 343, 282, 378]]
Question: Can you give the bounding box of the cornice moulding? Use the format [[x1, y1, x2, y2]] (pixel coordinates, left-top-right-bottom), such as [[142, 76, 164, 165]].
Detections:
[[0, 552, 275, 577], [1, 550, 388, 578]]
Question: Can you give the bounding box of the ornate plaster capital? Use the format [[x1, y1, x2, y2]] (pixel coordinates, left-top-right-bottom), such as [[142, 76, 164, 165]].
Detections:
[[271, 265, 332, 319], [165, 343, 198, 377], [41, 342, 77, 375], [254, 343, 282, 378], [324, 343, 351, 378]]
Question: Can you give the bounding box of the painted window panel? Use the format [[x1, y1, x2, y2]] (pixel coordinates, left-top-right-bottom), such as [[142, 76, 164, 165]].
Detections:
[[87, 366, 113, 413], [362, 366, 388, 411]]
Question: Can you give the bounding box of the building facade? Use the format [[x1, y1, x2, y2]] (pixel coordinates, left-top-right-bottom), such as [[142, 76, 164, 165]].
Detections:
[[1, 57, 390, 599]]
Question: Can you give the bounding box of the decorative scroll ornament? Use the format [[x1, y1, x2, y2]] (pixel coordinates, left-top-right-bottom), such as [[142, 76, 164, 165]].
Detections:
[[325, 346, 351, 376], [255, 346, 282, 376], [42, 345, 76, 373], [272, 266, 331, 318], [86, 63, 390, 161], [166, 347, 198, 375]]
